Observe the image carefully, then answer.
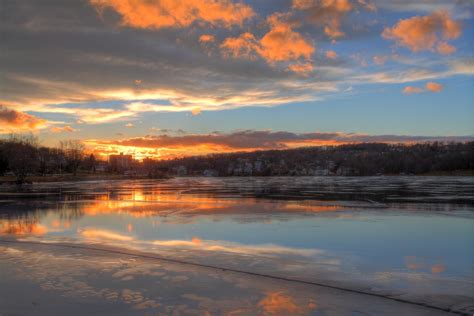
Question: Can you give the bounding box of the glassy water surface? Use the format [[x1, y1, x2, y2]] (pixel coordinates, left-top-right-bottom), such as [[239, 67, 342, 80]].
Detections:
[[0, 177, 473, 314]]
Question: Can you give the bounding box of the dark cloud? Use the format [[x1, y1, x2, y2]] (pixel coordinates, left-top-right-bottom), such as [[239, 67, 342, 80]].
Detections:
[[93, 130, 474, 151], [373, 0, 474, 17], [0, 0, 323, 110]]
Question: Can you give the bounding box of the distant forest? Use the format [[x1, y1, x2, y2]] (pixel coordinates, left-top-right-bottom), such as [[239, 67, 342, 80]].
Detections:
[[0, 135, 93, 183], [157, 142, 474, 177], [0, 134, 473, 183]]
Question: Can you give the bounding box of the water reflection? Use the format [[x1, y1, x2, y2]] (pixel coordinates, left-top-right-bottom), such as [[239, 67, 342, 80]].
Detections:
[[0, 178, 473, 313], [258, 291, 317, 315], [0, 220, 47, 236], [404, 256, 447, 274], [0, 242, 454, 315]]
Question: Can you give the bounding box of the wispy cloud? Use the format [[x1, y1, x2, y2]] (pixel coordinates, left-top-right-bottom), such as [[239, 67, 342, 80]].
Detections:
[[50, 125, 76, 133]]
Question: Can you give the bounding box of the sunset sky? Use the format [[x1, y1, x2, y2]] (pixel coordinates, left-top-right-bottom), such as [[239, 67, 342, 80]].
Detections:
[[1, 0, 473, 159]]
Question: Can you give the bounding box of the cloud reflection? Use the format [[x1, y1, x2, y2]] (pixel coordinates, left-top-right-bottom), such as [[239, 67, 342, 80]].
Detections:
[[80, 228, 134, 241], [404, 256, 447, 275]]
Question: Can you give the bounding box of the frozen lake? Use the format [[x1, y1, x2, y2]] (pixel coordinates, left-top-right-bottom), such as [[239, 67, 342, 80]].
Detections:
[[0, 177, 473, 315]]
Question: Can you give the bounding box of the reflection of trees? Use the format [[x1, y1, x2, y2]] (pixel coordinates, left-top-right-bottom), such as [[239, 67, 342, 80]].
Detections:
[[0, 210, 43, 235], [56, 202, 85, 221], [0, 201, 85, 235]]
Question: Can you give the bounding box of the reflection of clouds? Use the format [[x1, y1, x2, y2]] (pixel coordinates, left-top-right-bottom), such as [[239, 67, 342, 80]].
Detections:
[[152, 238, 322, 258], [76, 226, 322, 258], [404, 256, 447, 275], [0, 243, 470, 315], [258, 291, 314, 315], [0, 179, 389, 242], [80, 195, 240, 218], [112, 264, 165, 280], [0, 244, 164, 311], [430, 264, 445, 274], [80, 228, 133, 241], [51, 218, 71, 229]]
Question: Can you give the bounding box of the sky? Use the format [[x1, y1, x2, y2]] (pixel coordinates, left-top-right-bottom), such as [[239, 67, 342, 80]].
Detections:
[[0, 0, 473, 159]]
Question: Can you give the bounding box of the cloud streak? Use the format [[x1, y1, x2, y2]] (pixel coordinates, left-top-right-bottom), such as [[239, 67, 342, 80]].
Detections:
[[86, 130, 474, 159]]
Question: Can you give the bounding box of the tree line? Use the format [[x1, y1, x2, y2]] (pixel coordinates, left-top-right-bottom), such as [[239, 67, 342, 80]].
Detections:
[[156, 142, 474, 176], [1, 135, 473, 183], [0, 135, 94, 183]]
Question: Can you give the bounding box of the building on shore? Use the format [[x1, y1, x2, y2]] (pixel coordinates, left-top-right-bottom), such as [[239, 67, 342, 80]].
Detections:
[[108, 153, 133, 172]]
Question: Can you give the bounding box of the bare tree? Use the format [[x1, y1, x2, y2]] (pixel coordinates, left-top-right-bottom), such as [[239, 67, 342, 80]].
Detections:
[[5, 134, 39, 184], [59, 140, 85, 176], [83, 153, 97, 173]]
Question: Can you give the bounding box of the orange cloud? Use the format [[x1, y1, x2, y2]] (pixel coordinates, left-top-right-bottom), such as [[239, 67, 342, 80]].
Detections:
[[50, 125, 76, 133], [199, 34, 215, 43], [191, 107, 202, 116], [191, 237, 202, 245], [402, 86, 423, 94], [90, 0, 254, 30], [425, 81, 443, 92], [221, 14, 314, 72], [293, 0, 374, 39], [403, 82, 443, 95], [259, 13, 314, 63], [125, 122, 135, 128], [0, 105, 47, 132], [325, 50, 337, 59], [288, 62, 314, 74], [436, 41, 456, 55], [382, 11, 461, 54], [221, 32, 260, 60]]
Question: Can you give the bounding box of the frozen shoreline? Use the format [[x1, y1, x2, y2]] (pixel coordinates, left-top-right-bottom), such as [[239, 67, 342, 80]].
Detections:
[[1, 240, 471, 315]]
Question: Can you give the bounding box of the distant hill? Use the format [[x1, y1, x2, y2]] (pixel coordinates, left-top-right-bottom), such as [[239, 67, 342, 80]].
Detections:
[[155, 142, 474, 177]]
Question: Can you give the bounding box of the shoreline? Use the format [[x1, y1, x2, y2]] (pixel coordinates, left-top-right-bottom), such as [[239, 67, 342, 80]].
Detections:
[[1, 170, 473, 185], [0, 174, 170, 185]]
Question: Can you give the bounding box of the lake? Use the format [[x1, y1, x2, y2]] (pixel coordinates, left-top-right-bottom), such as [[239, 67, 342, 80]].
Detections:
[[0, 177, 473, 315]]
